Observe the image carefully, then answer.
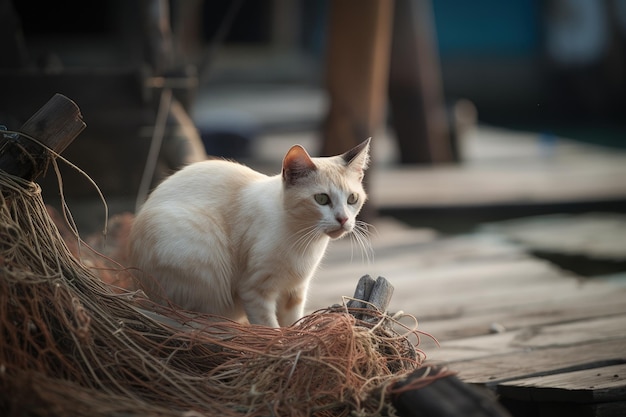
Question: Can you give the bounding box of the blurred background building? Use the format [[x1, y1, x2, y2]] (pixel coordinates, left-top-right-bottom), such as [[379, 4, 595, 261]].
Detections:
[[2, 0, 625, 230]]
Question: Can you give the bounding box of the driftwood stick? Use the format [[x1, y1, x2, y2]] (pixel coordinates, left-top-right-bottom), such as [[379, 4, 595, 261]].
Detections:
[[347, 275, 394, 320], [348, 275, 376, 310], [369, 276, 394, 311], [0, 93, 86, 181]]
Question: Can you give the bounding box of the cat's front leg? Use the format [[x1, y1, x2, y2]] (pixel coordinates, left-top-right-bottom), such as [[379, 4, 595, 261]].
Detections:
[[277, 285, 307, 327], [239, 280, 281, 327]]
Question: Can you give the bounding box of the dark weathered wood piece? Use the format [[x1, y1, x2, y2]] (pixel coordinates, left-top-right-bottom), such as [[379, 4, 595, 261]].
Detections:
[[369, 276, 394, 312], [347, 275, 394, 321], [0, 93, 86, 181], [347, 275, 376, 310], [392, 366, 512, 417]]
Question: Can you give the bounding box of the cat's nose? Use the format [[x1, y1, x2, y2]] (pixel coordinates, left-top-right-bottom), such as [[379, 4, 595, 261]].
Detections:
[[336, 216, 348, 226]]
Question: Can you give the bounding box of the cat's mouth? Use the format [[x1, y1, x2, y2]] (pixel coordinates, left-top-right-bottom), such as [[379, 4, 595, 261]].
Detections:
[[326, 226, 349, 239]]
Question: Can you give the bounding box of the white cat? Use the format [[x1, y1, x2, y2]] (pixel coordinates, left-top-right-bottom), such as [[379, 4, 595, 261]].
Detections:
[[128, 139, 371, 327]]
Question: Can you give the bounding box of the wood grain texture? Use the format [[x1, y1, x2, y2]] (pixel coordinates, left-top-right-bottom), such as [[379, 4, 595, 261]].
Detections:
[[0, 93, 85, 181], [497, 364, 626, 403], [306, 218, 626, 415]]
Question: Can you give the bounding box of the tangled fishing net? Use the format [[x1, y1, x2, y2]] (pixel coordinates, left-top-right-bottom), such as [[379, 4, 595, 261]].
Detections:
[[0, 158, 444, 416]]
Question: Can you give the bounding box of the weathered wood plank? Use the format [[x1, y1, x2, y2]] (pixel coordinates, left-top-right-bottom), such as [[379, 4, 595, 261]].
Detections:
[[311, 257, 551, 318], [442, 339, 626, 385], [305, 206, 626, 415], [497, 364, 626, 403], [371, 161, 626, 208], [508, 315, 626, 349], [310, 224, 528, 310], [256, 126, 626, 210], [317, 255, 572, 318], [500, 398, 626, 417], [314, 221, 626, 342], [481, 214, 626, 277], [480, 213, 626, 261], [427, 313, 626, 364], [422, 282, 626, 343]]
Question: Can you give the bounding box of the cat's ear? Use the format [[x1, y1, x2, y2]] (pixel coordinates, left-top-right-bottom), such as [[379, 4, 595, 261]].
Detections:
[[282, 144, 317, 185], [341, 138, 371, 178]]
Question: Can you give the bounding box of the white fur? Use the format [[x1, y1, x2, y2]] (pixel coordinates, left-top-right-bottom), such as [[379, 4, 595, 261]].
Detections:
[[128, 140, 370, 327]]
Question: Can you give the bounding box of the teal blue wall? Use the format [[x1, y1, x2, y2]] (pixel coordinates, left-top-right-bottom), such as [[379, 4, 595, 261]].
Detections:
[[432, 0, 541, 56]]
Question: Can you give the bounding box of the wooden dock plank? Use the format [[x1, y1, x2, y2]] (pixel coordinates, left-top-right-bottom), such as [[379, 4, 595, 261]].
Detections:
[[427, 313, 626, 364], [309, 220, 528, 311], [437, 338, 626, 385], [316, 250, 593, 326], [310, 220, 626, 348], [306, 214, 626, 416], [499, 397, 626, 417], [508, 314, 626, 349], [421, 281, 626, 343], [497, 364, 626, 403], [371, 162, 626, 208], [256, 125, 626, 210], [479, 213, 626, 260]]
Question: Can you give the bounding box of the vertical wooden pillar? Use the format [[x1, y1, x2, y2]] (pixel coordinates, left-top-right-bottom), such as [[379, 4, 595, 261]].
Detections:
[[321, 0, 395, 157], [388, 0, 453, 164]]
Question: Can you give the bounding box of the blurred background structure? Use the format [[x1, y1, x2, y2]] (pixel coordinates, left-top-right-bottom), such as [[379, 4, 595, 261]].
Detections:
[[1, 0, 626, 229]]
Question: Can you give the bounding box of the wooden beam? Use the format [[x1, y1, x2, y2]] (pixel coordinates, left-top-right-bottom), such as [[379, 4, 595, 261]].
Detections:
[[321, 0, 394, 156], [388, 0, 453, 164]]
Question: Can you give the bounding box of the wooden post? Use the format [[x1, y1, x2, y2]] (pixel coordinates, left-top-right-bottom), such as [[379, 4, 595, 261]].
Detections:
[[388, 0, 453, 164], [322, 0, 394, 221], [0, 94, 86, 181], [347, 275, 394, 321], [321, 0, 394, 157]]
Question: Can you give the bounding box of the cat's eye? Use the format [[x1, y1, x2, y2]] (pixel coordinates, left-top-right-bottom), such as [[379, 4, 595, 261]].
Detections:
[[314, 193, 330, 205], [347, 193, 359, 205]]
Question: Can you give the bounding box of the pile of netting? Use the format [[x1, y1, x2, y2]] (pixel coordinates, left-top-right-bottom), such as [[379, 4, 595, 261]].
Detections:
[[0, 169, 441, 417]]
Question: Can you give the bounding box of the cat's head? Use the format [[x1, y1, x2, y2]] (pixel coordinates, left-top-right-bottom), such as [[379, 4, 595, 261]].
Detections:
[[281, 138, 370, 240]]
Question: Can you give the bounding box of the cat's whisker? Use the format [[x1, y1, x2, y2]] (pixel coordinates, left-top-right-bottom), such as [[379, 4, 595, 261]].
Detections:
[[295, 231, 318, 254], [349, 233, 368, 264], [287, 225, 322, 255], [356, 220, 378, 239], [348, 233, 359, 263], [349, 221, 374, 264], [361, 222, 375, 260]]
